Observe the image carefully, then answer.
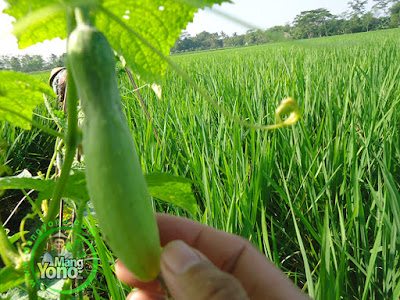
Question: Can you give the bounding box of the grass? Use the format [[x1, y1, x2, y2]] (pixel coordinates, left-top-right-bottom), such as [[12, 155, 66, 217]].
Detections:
[[2, 28, 400, 299], [0, 69, 56, 175], [121, 28, 400, 299]]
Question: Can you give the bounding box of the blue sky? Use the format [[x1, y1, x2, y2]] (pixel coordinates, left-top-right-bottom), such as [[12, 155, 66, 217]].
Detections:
[[0, 0, 374, 57]]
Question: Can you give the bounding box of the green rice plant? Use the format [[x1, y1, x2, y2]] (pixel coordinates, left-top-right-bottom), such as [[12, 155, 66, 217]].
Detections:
[[125, 28, 400, 299]]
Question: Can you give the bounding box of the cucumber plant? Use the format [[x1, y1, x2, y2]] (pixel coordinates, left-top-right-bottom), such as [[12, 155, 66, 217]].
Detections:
[[0, 0, 300, 297]]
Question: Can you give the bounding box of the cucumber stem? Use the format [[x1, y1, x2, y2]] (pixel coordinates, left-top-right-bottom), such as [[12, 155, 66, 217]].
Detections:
[[32, 6, 80, 264], [26, 274, 38, 300], [75, 6, 92, 27]]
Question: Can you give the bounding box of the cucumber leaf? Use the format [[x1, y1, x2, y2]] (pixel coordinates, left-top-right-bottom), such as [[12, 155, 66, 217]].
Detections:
[[0, 71, 55, 129], [3, 0, 230, 84], [0, 171, 197, 214], [0, 171, 90, 207], [145, 172, 197, 215], [96, 0, 229, 84], [3, 1, 67, 49]]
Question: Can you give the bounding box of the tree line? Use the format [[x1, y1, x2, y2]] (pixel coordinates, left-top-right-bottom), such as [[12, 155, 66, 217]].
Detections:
[[0, 53, 66, 73], [171, 0, 400, 53], [1, 0, 399, 71]]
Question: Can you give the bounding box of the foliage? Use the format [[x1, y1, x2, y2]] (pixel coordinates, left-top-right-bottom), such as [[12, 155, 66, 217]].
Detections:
[[348, 0, 369, 17], [129, 28, 400, 298], [2, 1, 400, 67], [0, 171, 197, 215], [0, 0, 399, 299], [390, 2, 400, 27], [293, 9, 334, 39]]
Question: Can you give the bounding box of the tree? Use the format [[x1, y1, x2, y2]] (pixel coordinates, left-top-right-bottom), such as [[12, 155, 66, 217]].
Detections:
[[20, 54, 32, 72], [348, 15, 364, 32], [170, 31, 195, 52], [219, 31, 228, 40], [19, 54, 45, 72], [10, 56, 21, 71], [348, 0, 368, 17], [171, 36, 196, 52], [193, 31, 215, 49], [372, 0, 391, 16], [58, 53, 67, 66], [243, 29, 270, 45], [293, 9, 335, 39], [390, 1, 400, 27], [32, 55, 44, 71], [362, 12, 376, 31], [47, 53, 64, 69], [170, 31, 226, 52], [224, 34, 245, 47], [1, 56, 11, 70], [264, 26, 292, 42]]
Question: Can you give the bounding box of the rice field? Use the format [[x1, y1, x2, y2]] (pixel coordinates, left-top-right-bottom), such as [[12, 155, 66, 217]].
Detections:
[[3, 28, 400, 299], [120, 28, 400, 299]]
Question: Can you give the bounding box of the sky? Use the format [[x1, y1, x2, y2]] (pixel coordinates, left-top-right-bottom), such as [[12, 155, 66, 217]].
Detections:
[[0, 0, 374, 58]]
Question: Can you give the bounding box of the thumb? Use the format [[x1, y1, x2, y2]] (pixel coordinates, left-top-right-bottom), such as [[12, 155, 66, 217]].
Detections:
[[160, 240, 249, 300]]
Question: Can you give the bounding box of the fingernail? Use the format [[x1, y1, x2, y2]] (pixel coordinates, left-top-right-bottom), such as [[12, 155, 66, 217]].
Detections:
[[162, 240, 200, 275]]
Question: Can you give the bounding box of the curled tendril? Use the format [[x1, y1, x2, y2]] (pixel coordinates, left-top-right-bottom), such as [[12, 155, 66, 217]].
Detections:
[[275, 97, 301, 128], [19, 212, 38, 244], [248, 97, 301, 131]]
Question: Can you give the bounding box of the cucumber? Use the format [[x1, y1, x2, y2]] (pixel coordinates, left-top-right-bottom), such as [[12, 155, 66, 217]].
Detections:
[[67, 24, 161, 281]]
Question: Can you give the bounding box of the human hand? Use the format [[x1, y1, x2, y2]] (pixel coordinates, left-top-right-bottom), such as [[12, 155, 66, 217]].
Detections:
[[116, 213, 311, 300]]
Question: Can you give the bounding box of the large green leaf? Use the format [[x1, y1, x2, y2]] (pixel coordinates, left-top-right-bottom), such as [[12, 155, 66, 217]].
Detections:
[[0, 171, 89, 206], [145, 172, 197, 215], [3, 1, 67, 49], [0, 171, 197, 214], [36, 171, 90, 207], [3, 0, 230, 84], [0, 71, 55, 129], [96, 0, 228, 84]]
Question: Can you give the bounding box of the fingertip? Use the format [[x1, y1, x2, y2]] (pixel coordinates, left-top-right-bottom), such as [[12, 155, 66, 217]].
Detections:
[[115, 259, 162, 293], [161, 240, 202, 275], [127, 290, 166, 300], [115, 259, 130, 282], [115, 259, 123, 277]]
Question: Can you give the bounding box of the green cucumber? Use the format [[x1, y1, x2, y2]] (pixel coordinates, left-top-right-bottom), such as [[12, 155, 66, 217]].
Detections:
[[68, 23, 161, 281]]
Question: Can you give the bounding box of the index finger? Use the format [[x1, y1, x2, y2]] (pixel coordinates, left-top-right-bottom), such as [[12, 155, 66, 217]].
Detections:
[[156, 213, 309, 300]]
